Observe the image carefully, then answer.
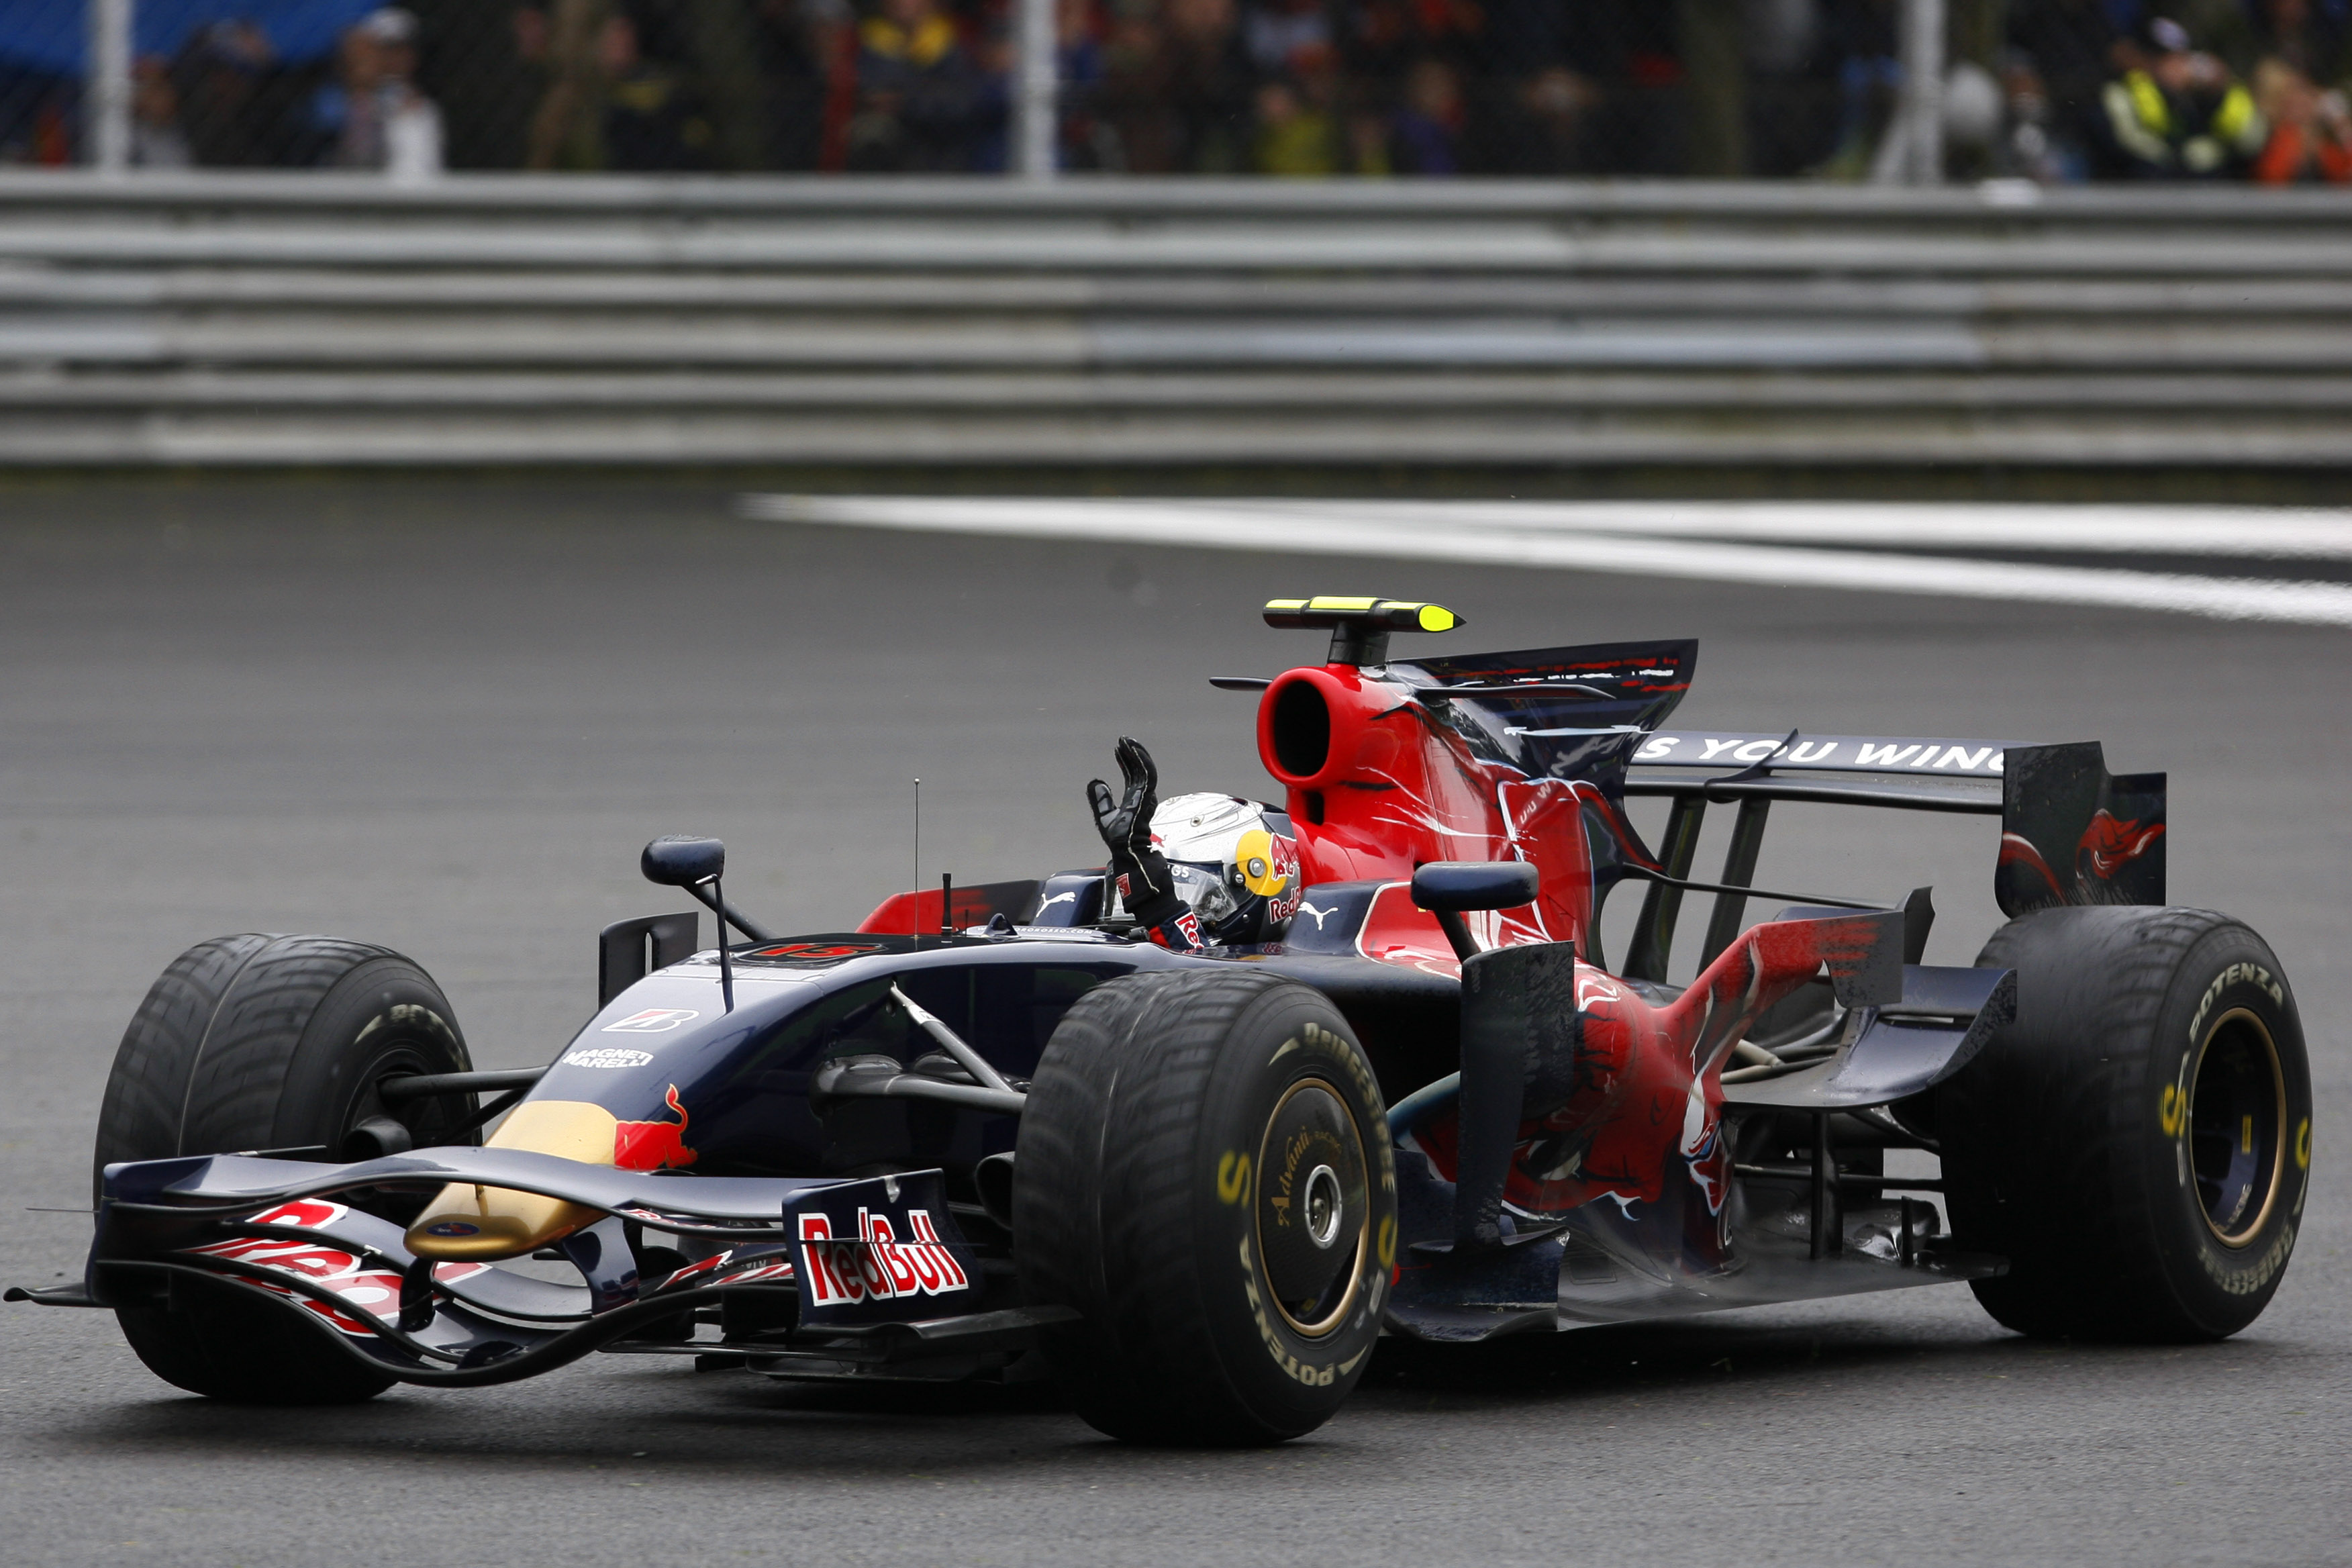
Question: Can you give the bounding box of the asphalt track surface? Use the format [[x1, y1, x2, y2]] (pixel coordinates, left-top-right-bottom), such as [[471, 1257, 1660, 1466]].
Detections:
[[0, 478, 2345, 1568]]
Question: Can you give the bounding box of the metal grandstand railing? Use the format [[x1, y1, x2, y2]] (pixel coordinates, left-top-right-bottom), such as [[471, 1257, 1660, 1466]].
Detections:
[[4, 171, 2351, 472]]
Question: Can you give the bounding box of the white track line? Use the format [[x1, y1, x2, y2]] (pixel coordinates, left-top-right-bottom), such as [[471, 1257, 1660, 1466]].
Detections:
[[1230, 500, 2352, 558], [741, 495, 2352, 628]]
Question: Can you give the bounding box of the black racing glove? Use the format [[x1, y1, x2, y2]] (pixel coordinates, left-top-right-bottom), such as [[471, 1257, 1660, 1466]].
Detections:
[[1087, 736, 1202, 948]]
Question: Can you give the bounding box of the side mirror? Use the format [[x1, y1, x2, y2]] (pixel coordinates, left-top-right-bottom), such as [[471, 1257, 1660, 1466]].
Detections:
[[1411, 861, 1539, 963], [1411, 861, 1539, 913], [642, 835, 726, 888]]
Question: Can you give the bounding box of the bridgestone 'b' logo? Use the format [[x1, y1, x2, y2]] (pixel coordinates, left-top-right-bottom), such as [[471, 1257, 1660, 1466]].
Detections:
[[796, 1210, 969, 1304]]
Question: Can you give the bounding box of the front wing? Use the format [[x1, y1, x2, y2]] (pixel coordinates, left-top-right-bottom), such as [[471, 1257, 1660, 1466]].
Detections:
[[17, 1147, 1059, 1387]]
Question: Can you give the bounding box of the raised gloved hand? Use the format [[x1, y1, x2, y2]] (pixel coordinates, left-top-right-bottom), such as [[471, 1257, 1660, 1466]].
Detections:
[[1087, 736, 1198, 946], [1087, 736, 1157, 861]]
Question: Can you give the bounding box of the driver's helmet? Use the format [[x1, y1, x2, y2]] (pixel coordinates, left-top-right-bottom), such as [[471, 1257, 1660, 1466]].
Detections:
[[1149, 793, 1302, 944]]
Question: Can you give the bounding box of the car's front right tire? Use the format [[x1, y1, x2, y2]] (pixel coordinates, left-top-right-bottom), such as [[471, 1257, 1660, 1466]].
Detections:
[[1014, 970, 1395, 1445]]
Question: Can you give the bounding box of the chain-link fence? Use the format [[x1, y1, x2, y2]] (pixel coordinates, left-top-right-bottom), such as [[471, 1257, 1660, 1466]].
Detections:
[[5, 0, 2348, 181]]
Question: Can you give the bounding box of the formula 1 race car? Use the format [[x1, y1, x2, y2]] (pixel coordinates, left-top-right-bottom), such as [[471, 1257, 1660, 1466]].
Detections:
[[11, 597, 2314, 1445]]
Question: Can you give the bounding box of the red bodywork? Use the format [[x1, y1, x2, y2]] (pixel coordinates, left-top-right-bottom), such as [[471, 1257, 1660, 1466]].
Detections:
[[1256, 663, 1626, 960], [1408, 915, 1887, 1254], [1257, 660, 1884, 1242], [859, 880, 1042, 936]]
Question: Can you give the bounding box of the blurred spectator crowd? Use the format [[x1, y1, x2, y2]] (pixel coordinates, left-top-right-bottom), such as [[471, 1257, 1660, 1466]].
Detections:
[[5, 0, 2352, 182]]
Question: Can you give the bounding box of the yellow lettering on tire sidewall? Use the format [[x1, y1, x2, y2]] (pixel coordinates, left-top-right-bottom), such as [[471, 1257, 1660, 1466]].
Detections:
[[1217, 1151, 1251, 1205], [1240, 1235, 1336, 1385]]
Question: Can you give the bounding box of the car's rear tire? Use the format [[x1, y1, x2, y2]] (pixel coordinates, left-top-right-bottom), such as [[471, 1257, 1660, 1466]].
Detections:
[[1014, 970, 1395, 1445], [95, 934, 477, 1403], [1940, 906, 2310, 1342]]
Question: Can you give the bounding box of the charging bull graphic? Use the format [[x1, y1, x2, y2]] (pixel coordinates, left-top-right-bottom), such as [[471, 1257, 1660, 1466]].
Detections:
[[613, 1083, 697, 1171], [1406, 910, 1902, 1269], [1995, 742, 2167, 915]]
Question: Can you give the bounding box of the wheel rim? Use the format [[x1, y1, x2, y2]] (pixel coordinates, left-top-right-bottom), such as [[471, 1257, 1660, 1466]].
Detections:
[[1254, 1078, 1369, 1338], [2188, 1008, 2287, 1247]]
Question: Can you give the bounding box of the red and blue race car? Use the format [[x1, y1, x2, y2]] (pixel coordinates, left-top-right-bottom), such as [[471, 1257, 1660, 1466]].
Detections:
[[11, 597, 2312, 1444]]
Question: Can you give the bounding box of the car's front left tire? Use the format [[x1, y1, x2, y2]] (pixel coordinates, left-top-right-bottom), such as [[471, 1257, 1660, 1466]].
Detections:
[[95, 933, 476, 1403]]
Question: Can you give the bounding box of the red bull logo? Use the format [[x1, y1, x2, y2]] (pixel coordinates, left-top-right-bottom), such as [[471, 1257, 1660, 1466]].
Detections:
[[2001, 809, 2167, 904], [2077, 810, 2165, 881], [1267, 833, 1302, 922], [613, 1083, 697, 1171], [796, 1209, 969, 1306]]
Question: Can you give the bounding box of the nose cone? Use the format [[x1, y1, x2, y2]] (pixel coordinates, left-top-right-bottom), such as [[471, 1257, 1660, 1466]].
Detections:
[[402, 1101, 619, 1261]]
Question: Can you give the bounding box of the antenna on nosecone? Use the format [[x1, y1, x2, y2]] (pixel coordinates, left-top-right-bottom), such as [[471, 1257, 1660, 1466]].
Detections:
[[912, 777, 922, 937]]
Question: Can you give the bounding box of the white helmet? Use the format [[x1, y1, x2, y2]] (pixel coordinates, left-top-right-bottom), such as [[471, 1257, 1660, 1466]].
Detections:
[[1146, 792, 1302, 944]]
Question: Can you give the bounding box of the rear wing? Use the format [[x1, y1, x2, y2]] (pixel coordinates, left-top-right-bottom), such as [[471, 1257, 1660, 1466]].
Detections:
[[1628, 730, 2007, 813], [1618, 731, 2164, 979]]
